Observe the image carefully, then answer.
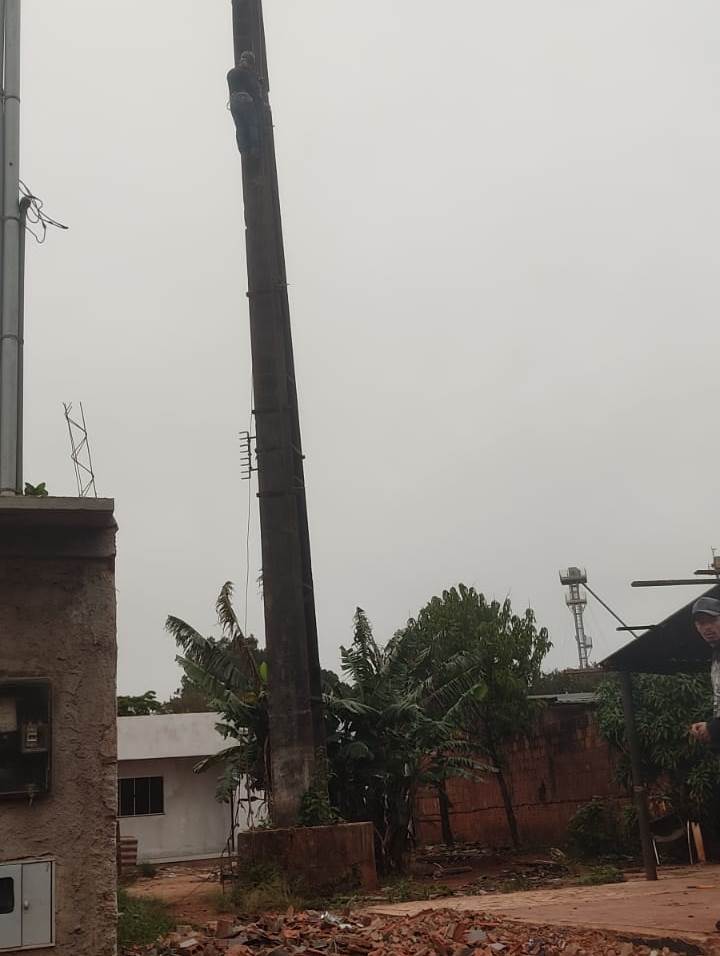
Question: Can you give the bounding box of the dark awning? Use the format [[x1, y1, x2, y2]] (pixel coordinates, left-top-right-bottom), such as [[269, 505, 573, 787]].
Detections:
[[600, 584, 720, 674]]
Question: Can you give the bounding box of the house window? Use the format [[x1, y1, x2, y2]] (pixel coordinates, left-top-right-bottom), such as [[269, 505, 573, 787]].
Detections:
[[118, 776, 164, 817]]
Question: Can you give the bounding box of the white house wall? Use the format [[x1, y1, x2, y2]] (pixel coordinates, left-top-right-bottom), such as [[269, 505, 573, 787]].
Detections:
[[118, 756, 229, 862]]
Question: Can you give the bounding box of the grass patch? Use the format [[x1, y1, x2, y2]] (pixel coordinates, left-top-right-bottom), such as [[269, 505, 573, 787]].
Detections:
[[231, 863, 306, 917], [209, 888, 240, 914], [495, 874, 534, 894], [382, 877, 453, 903], [117, 889, 173, 949], [229, 861, 370, 915], [574, 864, 625, 886], [228, 863, 456, 915]]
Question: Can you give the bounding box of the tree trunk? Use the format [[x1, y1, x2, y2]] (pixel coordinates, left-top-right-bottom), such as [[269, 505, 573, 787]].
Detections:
[[385, 787, 413, 873], [495, 766, 520, 848], [437, 780, 454, 846]]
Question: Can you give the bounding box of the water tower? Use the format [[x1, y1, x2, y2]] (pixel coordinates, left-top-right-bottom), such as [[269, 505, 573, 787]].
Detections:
[[559, 567, 592, 669]]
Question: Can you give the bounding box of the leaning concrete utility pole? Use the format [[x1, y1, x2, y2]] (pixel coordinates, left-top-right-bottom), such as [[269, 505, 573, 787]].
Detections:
[[231, 0, 326, 826], [0, 0, 23, 495]]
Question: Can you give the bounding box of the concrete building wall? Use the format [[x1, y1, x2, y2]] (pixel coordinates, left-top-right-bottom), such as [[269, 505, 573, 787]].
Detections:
[[416, 703, 624, 847], [118, 757, 230, 862], [0, 499, 118, 956]]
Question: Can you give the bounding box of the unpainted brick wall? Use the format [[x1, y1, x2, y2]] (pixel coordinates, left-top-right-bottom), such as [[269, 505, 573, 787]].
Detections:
[[415, 703, 624, 846], [237, 821, 378, 890]]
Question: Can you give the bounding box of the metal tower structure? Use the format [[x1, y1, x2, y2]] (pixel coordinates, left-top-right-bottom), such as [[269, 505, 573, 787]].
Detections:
[[63, 402, 97, 498], [559, 567, 592, 669]]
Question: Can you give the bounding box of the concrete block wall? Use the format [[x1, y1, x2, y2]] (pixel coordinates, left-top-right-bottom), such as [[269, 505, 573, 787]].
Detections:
[[0, 499, 118, 956], [415, 703, 624, 847]]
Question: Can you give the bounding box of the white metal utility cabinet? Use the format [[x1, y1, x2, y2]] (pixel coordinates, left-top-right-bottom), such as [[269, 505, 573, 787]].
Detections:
[[0, 859, 54, 951]]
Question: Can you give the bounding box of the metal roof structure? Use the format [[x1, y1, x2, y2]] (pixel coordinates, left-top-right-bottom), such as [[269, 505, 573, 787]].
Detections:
[[600, 584, 720, 674], [529, 692, 598, 705]]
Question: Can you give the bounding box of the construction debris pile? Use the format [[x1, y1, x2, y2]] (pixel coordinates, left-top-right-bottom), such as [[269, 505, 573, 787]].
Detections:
[[411, 844, 577, 895], [121, 907, 705, 956]]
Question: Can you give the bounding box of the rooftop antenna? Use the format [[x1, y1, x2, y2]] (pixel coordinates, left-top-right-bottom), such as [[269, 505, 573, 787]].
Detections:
[[63, 402, 97, 498], [559, 567, 592, 669]]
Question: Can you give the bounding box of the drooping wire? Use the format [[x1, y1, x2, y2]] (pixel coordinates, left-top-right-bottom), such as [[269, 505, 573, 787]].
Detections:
[[243, 432, 253, 639], [19, 180, 69, 244]]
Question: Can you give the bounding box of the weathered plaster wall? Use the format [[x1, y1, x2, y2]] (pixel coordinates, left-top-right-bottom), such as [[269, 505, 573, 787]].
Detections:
[[0, 501, 117, 956]]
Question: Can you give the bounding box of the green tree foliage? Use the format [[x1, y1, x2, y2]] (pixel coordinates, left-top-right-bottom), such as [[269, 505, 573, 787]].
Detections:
[[166, 582, 270, 799], [164, 582, 548, 871], [532, 668, 605, 695], [566, 797, 636, 860], [326, 607, 488, 871], [162, 675, 214, 714], [23, 481, 48, 497], [398, 585, 551, 847], [117, 690, 165, 716], [597, 674, 720, 821], [164, 645, 270, 714]]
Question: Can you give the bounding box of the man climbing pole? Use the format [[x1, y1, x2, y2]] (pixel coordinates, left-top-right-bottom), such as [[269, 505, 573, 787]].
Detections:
[[227, 50, 264, 156]]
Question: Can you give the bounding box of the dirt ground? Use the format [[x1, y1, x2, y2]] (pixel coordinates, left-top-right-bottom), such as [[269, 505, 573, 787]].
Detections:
[[124, 860, 226, 925], [125, 853, 720, 947], [123, 858, 720, 954], [370, 866, 720, 948], [122, 847, 577, 924]]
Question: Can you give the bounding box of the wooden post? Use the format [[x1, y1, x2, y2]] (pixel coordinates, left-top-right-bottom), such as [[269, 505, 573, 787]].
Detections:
[[619, 671, 657, 881], [231, 0, 325, 826]]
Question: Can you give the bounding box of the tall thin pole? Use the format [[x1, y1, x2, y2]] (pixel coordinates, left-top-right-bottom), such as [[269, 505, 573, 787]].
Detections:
[[253, 0, 325, 755], [16, 193, 28, 493], [619, 671, 657, 881], [231, 0, 325, 826], [0, 0, 21, 494], [0, 0, 6, 353]]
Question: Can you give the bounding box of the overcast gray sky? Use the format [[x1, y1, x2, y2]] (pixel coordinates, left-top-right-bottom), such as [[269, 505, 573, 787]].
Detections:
[[20, 1, 720, 695]]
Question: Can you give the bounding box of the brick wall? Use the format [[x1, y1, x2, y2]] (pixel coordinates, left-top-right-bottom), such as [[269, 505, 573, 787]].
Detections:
[[415, 702, 624, 847]]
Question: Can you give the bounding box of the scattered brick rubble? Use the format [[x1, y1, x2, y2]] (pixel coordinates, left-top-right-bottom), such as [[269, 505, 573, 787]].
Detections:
[[120, 906, 720, 956]]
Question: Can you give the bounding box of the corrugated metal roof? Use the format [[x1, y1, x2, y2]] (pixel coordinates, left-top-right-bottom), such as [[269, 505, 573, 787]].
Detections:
[[600, 584, 720, 674], [117, 712, 233, 761]]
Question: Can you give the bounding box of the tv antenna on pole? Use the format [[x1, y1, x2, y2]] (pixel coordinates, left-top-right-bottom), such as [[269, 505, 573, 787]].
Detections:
[[63, 402, 97, 498]]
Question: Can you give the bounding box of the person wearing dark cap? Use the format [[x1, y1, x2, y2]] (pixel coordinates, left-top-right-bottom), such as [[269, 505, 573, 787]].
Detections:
[[227, 51, 264, 156], [689, 597, 720, 747]]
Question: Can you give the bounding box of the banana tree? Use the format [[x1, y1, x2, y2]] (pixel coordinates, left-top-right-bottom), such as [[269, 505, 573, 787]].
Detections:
[[326, 608, 490, 872], [166, 582, 270, 803]]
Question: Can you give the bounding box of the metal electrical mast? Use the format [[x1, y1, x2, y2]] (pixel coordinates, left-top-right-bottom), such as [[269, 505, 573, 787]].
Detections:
[[0, 0, 24, 495], [559, 567, 592, 669], [231, 0, 325, 826]]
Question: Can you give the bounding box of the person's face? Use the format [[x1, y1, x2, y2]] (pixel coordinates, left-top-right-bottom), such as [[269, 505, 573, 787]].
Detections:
[[694, 613, 720, 645]]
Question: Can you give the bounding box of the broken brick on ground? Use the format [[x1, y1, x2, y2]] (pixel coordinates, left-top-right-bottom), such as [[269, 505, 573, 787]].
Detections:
[[120, 906, 718, 956]]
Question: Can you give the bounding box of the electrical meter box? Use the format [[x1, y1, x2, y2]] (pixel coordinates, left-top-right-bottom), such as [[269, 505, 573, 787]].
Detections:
[[0, 859, 54, 951], [0, 682, 50, 800]]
